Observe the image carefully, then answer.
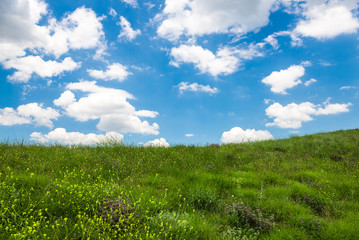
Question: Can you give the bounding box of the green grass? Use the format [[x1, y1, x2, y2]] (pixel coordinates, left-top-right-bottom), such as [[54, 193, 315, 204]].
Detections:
[[0, 129, 358, 239]]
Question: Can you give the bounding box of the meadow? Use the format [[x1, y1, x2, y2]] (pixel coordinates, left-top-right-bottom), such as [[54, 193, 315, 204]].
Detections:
[[0, 129, 358, 239]]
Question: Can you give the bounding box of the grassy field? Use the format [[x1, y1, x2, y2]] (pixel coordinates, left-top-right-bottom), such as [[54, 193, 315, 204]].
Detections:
[[0, 129, 358, 239]]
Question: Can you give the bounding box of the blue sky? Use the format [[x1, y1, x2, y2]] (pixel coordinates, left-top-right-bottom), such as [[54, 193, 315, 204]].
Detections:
[[0, 0, 358, 146]]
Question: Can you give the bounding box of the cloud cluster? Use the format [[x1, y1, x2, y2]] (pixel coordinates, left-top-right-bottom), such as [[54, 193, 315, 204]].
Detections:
[[54, 81, 160, 135], [262, 65, 305, 94], [221, 127, 274, 144], [0, 0, 105, 82], [30, 128, 123, 145], [143, 138, 170, 147], [266, 100, 352, 129], [88, 63, 131, 82], [177, 82, 219, 94], [170, 44, 262, 77], [157, 0, 276, 40], [0, 103, 59, 127]]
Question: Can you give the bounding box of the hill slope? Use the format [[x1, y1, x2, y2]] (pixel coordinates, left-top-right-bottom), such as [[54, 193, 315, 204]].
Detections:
[[1, 129, 358, 239]]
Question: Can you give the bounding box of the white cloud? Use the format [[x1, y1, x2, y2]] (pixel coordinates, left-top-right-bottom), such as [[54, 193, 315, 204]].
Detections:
[[264, 35, 279, 49], [177, 82, 219, 94], [185, 133, 194, 137], [122, 0, 138, 8], [45, 7, 105, 57], [0, 0, 49, 60], [93, 41, 109, 61], [0, 1, 104, 70], [221, 127, 274, 144], [170, 44, 262, 77], [3, 56, 79, 83], [0, 43, 27, 62], [262, 65, 305, 94], [0, 108, 32, 126], [318, 60, 333, 66], [294, 4, 359, 39], [266, 100, 352, 129], [135, 110, 159, 118], [143, 138, 170, 147], [54, 81, 160, 135], [0, 103, 59, 127], [88, 63, 131, 82], [300, 60, 312, 67], [30, 128, 123, 145], [118, 16, 141, 41], [304, 78, 317, 86], [53, 90, 76, 107], [109, 8, 117, 17], [340, 86, 356, 90], [314, 102, 352, 115], [262, 30, 302, 49], [144, 2, 156, 10], [156, 0, 276, 41], [264, 98, 274, 105]]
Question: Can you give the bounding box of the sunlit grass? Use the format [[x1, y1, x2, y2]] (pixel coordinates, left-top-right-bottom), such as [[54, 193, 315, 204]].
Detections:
[[0, 129, 358, 239]]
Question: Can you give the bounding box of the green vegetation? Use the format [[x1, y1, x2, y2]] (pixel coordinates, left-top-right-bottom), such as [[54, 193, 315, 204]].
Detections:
[[1, 129, 359, 239]]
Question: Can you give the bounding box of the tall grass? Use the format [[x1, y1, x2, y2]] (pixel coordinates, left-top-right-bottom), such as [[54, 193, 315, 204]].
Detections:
[[0, 129, 358, 239]]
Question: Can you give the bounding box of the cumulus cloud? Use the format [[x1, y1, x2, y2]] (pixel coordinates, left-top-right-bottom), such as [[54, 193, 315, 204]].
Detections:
[[0, 0, 105, 82], [143, 138, 170, 147], [295, 4, 359, 40], [118, 16, 141, 41], [3, 56, 79, 83], [156, 0, 276, 41], [1, 1, 104, 58], [266, 100, 352, 129], [185, 134, 194, 137], [258, 1, 359, 47], [45, 7, 104, 57], [30, 128, 123, 145], [88, 63, 131, 82], [0, 0, 49, 60], [221, 127, 274, 144], [262, 65, 305, 94], [177, 82, 219, 94], [53, 81, 160, 135], [0, 103, 59, 127], [314, 102, 352, 115], [170, 44, 262, 77]]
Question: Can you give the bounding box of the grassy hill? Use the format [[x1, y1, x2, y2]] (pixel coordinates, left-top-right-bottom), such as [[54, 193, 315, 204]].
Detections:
[[0, 129, 358, 239]]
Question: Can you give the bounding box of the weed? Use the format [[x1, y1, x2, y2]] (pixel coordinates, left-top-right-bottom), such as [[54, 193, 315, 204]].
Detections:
[[98, 197, 139, 227], [292, 194, 325, 215], [221, 227, 259, 239], [296, 217, 322, 232], [330, 154, 344, 161], [227, 201, 275, 233]]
